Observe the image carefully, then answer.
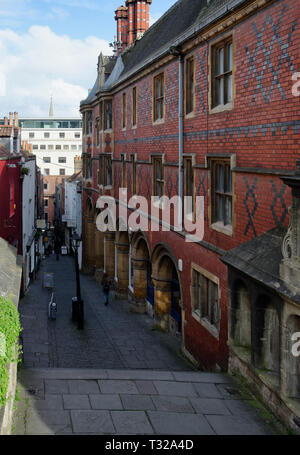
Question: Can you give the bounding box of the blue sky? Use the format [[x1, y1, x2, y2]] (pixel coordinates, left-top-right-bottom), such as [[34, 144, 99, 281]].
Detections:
[[0, 0, 175, 117]]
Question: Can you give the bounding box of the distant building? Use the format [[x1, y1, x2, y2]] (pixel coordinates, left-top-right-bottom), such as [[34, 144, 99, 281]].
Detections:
[[19, 115, 82, 177]]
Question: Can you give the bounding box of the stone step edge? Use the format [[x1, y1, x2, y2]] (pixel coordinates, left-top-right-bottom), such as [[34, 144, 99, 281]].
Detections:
[[19, 368, 232, 384]]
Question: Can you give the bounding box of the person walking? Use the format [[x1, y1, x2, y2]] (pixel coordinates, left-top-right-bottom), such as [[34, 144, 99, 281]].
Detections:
[[101, 273, 110, 306]]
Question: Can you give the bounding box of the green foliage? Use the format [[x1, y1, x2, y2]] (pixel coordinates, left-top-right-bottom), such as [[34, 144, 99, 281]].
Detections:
[[0, 296, 22, 408]]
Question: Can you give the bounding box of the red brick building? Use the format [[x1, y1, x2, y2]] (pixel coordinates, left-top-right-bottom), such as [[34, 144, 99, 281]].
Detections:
[[80, 0, 300, 383]]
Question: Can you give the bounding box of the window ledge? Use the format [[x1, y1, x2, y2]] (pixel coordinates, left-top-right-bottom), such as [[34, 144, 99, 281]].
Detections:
[[103, 128, 113, 133], [192, 311, 219, 340], [153, 118, 164, 126], [132, 125, 137, 130], [185, 111, 195, 120], [211, 221, 233, 237], [210, 102, 233, 114]]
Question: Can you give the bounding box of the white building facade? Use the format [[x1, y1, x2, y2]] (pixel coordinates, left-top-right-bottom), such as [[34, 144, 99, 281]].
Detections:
[[20, 118, 83, 177], [22, 157, 36, 291], [63, 178, 82, 269]]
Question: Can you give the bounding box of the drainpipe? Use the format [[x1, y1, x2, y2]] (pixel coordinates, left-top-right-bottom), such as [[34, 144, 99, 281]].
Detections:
[[169, 45, 184, 229]]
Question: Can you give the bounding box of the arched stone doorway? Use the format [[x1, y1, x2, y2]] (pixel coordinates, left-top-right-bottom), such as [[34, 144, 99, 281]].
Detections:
[[130, 232, 152, 314], [151, 245, 182, 335]]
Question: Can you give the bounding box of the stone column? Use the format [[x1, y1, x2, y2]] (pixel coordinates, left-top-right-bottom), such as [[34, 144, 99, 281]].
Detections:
[[152, 276, 172, 332], [86, 219, 95, 268], [130, 257, 148, 313], [95, 230, 104, 269], [104, 232, 115, 278], [115, 241, 129, 297]]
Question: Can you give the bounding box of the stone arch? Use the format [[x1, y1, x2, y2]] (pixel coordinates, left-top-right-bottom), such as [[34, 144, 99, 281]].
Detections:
[[253, 294, 280, 379], [230, 279, 251, 349], [130, 231, 152, 314], [285, 314, 300, 398], [151, 243, 183, 335]]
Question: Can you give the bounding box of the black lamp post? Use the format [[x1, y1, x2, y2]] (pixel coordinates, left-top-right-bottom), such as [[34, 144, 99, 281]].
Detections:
[[72, 233, 84, 330]]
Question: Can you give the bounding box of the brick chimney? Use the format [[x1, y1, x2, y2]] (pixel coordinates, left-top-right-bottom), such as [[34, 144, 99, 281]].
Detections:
[[135, 0, 152, 39], [116, 1, 152, 50], [4, 116, 8, 126], [14, 112, 19, 127], [115, 6, 129, 54], [9, 112, 13, 126]]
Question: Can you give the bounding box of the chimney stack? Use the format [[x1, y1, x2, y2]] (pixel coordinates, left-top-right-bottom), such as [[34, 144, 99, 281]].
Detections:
[[4, 116, 8, 126], [116, 1, 152, 51], [9, 112, 13, 126], [115, 6, 129, 55], [14, 112, 19, 127]]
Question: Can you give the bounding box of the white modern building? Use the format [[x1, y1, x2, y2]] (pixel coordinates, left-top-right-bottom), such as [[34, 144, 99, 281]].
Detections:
[[20, 117, 83, 177]]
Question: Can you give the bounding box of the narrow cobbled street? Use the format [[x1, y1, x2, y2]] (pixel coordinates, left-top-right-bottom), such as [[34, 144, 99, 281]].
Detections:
[[12, 255, 278, 435]]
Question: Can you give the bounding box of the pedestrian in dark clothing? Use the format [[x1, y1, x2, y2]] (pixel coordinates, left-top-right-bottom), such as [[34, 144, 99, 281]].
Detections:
[[101, 273, 110, 306]]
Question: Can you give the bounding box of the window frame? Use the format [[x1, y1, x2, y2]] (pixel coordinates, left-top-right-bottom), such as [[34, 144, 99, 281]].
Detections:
[[185, 56, 195, 116], [132, 87, 137, 128], [191, 263, 220, 338], [58, 157, 66, 164], [122, 92, 126, 130], [210, 157, 233, 235], [183, 156, 194, 219], [99, 154, 113, 188], [104, 100, 113, 130], [131, 154, 137, 195], [152, 156, 164, 198], [210, 36, 233, 112], [153, 73, 165, 123], [59, 168, 66, 176]]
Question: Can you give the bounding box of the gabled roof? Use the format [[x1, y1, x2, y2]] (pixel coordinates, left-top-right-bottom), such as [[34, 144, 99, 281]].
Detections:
[[102, 0, 245, 91]]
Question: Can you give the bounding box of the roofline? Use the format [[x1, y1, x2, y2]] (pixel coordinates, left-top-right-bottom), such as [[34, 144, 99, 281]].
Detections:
[[97, 0, 250, 95]]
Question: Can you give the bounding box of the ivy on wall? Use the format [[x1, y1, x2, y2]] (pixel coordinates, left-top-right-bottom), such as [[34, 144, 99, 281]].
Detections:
[[0, 297, 22, 408]]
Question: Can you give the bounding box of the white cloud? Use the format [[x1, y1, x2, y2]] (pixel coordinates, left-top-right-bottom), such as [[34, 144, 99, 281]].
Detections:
[[0, 25, 112, 117]]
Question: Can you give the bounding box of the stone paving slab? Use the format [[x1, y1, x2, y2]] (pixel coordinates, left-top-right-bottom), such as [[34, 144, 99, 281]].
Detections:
[[205, 414, 273, 435], [89, 394, 123, 410], [111, 411, 154, 434], [98, 379, 139, 395], [153, 381, 198, 397], [189, 398, 231, 415], [151, 395, 194, 413], [147, 411, 215, 435], [13, 368, 277, 435], [68, 380, 100, 394], [63, 394, 91, 410], [70, 410, 115, 434], [120, 394, 155, 411]]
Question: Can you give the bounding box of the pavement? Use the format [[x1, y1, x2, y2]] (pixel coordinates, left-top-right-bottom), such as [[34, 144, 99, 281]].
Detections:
[[12, 254, 278, 435]]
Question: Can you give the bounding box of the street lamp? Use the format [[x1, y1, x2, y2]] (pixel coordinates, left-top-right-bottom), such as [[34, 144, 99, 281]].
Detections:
[[71, 232, 84, 330]]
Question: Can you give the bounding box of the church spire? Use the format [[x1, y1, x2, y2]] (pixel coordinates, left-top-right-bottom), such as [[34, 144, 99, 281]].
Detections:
[[49, 96, 54, 118]]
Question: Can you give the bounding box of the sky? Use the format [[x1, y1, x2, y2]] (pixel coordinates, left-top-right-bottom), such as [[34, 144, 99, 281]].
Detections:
[[0, 0, 175, 118]]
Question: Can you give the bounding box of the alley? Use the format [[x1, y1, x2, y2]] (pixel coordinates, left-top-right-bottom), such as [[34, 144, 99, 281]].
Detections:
[[19, 254, 190, 370], [11, 254, 279, 435]]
